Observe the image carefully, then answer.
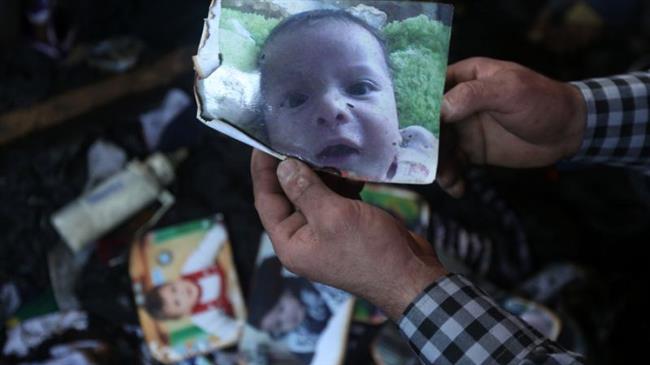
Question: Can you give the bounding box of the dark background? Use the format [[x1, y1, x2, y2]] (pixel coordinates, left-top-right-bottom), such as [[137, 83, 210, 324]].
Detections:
[[1, 0, 649, 363]]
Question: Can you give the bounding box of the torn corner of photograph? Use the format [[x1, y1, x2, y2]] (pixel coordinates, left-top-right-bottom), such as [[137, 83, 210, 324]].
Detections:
[[195, 67, 280, 158], [197, 65, 259, 123], [194, 0, 223, 79]]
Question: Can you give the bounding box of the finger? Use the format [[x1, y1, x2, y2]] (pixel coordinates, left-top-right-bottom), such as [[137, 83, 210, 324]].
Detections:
[[446, 57, 511, 86], [446, 58, 482, 87], [437, 125, 459, 186], [437, 161, 461, 190], [443, 57, 519, 123], [276, 158, 347, 224], [251, 150, 283, 194], [268, 210, 308, 249], [440, 148, 468, 198], [251, 150, 294, 229], [268, 211, 315, 274], [442, 79, 503, 123]]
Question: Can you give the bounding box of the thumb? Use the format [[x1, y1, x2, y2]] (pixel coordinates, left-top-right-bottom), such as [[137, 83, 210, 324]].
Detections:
[[276, 159, 345, 222], [441, 79, 497, 123]]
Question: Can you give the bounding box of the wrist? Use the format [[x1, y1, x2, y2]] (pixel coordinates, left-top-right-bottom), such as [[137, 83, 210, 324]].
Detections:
[[383, 255, 447, 320], [561, 83, 588, 159]]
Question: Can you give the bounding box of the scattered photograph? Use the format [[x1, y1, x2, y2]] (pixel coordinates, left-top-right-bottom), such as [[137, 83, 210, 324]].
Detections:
[[238, 233, 354, 365], [129, 216, 246, 364]]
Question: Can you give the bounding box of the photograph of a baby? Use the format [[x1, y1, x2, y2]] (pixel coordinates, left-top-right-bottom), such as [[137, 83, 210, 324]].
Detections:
[[130, 218, 246, 363], [248, 256, 331, 363], [142, 225, 241, 340], [260, 10, 436, 182], [195, 0, 453, 184], [238, 234, 353, 365]]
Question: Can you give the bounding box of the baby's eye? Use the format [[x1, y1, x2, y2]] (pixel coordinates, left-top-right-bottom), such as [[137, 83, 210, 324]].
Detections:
[[347, 81, 376, 96], [282, 93, 308, 108]]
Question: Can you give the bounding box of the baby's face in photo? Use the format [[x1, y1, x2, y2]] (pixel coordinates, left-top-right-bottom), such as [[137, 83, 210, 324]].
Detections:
[[160, 279, 200, 318], [262, 20, 401, 179], [261, 290, 305, 338]]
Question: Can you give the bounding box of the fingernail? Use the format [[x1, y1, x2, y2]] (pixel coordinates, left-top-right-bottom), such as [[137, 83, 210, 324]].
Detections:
[[277, 159, 297, 183], [441, 99, 452, 119]]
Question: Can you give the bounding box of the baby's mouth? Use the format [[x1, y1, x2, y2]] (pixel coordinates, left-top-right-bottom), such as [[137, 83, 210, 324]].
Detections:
[[316, 144, 360, 166]]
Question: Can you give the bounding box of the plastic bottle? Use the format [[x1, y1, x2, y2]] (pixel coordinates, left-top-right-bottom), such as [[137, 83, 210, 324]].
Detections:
[[51, 150, 186, 251]]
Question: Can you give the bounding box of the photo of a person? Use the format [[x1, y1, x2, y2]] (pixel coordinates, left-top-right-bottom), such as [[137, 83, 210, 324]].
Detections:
[[259, 9, 436, 181], [195, 0, 452, 184], [141, 225, 241, 341], [247, 256, 332, 363]]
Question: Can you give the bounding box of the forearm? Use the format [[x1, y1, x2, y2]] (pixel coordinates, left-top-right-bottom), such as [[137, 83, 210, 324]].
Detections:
[[398, 274, 585, 365]]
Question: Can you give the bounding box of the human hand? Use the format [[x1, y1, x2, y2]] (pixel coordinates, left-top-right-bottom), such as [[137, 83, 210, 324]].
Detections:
[[251, 151, 447, 320], [438, 57, 587, 197]]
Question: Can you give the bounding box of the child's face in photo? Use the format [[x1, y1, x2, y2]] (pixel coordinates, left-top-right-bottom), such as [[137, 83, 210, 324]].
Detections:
[[159, 279, 200, 318], [261, 290, 305, 338], [262, 20, 401, 179]]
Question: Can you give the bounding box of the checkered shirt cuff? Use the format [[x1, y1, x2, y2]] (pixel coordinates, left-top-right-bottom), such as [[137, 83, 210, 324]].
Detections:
[[398, 274, 584, 365], [570, 72, 650, 174]]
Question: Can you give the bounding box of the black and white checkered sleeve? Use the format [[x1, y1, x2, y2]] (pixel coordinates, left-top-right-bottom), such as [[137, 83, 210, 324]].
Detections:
[[570, 72, 650, 173], [398, 274, 584, 365]]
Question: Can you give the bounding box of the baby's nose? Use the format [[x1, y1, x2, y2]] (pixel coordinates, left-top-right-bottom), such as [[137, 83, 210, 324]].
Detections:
[[316, 113, 346, 126], [316, 92, 351, 127]]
